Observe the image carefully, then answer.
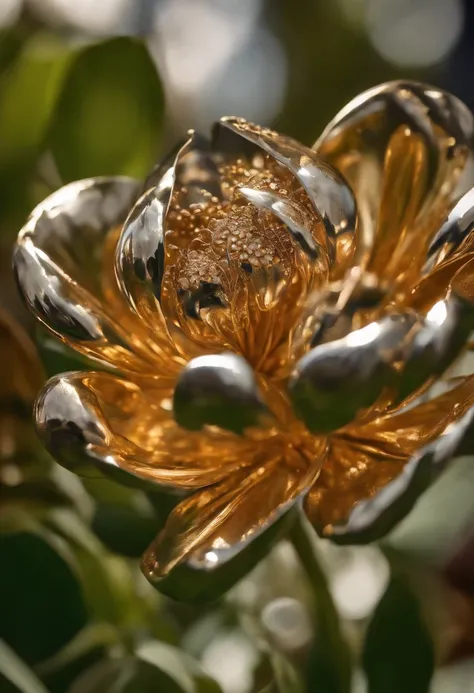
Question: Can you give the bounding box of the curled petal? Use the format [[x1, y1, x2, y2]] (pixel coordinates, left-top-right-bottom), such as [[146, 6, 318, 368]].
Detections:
[[395, 293, 474, 404], [289, 314, 418, 433], [239, 186, 322, 259], [36, 371, 261, 491], [342, 374, 474, 460], [290, 288, 474, 433], [315, 81, 474, 288], [13, 178, 165, 373], [14, 238, 154, 373], [142, 450, 323, 583], [144, 131, 223, 202], [308, 403, 474, 544], [117, 132, 228, 360], [173, 353, 269, 434], [214, 117, 358, 273], [116, 132, 212, 320], [17, 177, 140, 297], [425, 187, 474, 271]]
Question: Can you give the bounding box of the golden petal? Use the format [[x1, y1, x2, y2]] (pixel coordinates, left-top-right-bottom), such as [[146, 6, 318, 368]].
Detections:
[[18, 178, 139, 305], [340, 374, 474, 460], [408, 252, 474, 312], [315, 81, 474, 291], [154, 119, 345, 372], [424, 186, 474, 272], [306, 374, 474, 532], [35, 370, 262, 490], [142, 450, 324, 578], [304, 437, 405, 531]]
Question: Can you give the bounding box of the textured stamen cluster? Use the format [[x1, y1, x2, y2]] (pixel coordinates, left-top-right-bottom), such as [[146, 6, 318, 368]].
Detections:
[[165, 156, 303, 311]]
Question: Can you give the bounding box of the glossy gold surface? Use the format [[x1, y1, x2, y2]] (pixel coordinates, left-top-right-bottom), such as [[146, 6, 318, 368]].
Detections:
[[13, 81, 474, 577]]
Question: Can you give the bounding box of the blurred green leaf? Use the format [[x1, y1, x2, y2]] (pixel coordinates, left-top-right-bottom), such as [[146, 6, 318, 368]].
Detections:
[[362, 574, 435, 693], [388, 455, 474, 566], [0, 531, 87, 665], [69, 642, 222, 693], [35, 623, 118, 680], [153, 508, 297, 604], [44, 507, 169, 637], [0, 639, 49, 693], [0, 33, 71, 232], [35, 328, 97, 378], [136, 641, 222, 693], [45, 509, 127, 625], [269, 651, 304, 693], [0, 34, 69, 166], [80, 475, 162, 558], [92, 502, 158, 559], [49, 37, 164, 181]]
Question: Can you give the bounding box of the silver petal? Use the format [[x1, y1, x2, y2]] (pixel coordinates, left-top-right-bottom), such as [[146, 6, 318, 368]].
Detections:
[[289, 314, 418, 433], [395, 294, 474, 403], [239, 186, 322, 259], [214, 117, 358, 268], [13, 178, 153, 372], [173, 352, 269, 434], [424, 187, 474, 272]]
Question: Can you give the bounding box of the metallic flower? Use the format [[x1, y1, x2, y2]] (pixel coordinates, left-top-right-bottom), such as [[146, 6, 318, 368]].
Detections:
[[13, 81, 474, 588]]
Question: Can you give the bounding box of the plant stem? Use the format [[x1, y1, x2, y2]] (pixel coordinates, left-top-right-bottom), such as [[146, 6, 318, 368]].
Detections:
[[288, 512, 352, 693], [288, 512, 333, 602]]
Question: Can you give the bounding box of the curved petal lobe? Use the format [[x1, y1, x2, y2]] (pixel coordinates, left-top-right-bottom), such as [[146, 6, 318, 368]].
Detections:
[[310, 404, 474, 544], [35, 371, 253, 491], [214, 117, 358, 272], [142, 452, 322, 581], [315, 81, 474, 288], [13, 178, 163, 372], [173, 352, 270, 434]]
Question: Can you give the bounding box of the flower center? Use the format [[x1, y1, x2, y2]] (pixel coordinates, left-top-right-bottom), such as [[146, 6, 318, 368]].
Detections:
[[161, 154, 329, 374]]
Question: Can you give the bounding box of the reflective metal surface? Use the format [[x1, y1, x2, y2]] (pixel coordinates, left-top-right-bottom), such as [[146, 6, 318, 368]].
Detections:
[[216, 116, 358, 272], [315, 81, 474, 290], [289, 313, 419, 433], [425, 187, 474, 272], [13, 81, 474, 577], [311, 402, 474, 544], [173, 352, 269, 434]]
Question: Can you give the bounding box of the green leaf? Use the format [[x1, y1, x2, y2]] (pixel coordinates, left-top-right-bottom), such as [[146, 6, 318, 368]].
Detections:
[[136, 641, 222, 693], [49, 37, 164, 181], [289, 517, 352, 693], [35, 623, 119, 679], [45, 509, 128, 625], [388, 454, 474, 566], [362, 574, 435, 693], [0, 33, 72, 232], [81, 475, 162, 558], [0, 34, 70, 168], [35, 328, 96, 378], [69, 643, 222, 693], [269, 651, 305, 693], [0, 531, 87, 665], [0, 640, 49, 693], [92, 502, 158, 558]]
